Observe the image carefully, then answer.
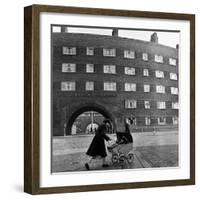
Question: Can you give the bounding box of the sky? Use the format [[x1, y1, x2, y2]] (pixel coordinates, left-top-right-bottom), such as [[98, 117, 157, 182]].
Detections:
[[52, 26, 179, 48]]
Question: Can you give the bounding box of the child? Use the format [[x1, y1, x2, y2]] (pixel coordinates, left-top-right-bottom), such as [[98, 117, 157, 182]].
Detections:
[[108, 118, 133, 154]]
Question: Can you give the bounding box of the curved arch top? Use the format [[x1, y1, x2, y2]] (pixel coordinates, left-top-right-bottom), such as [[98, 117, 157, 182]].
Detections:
[[65, 102, 116, 135]]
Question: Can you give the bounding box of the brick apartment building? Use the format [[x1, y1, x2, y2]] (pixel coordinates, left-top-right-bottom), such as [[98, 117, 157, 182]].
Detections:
[[52, 26, 179, 136]]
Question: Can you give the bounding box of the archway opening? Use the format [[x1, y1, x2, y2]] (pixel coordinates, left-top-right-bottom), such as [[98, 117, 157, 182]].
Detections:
[[72, 111, 103, 135], [65, 104, 116, 135], [86, 123, 99, 134]]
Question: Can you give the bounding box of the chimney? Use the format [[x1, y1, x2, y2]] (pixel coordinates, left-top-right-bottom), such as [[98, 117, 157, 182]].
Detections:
[[176, 44, 179, 49], [61, 26, 68, 33], [150, 32, 158, 43], [112, 28, 118, 37]]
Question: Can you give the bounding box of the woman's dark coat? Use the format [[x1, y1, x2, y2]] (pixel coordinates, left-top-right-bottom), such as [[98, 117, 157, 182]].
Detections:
[[86, 124, 110, 158]]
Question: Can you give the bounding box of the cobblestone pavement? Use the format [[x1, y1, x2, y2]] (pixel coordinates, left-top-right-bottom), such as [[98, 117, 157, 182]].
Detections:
[[52, 131, 178, 173], [136, 145, 178, 167]]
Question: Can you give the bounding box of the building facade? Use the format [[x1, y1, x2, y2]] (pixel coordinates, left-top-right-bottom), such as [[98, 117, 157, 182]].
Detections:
[[52, 26, 179, 136]]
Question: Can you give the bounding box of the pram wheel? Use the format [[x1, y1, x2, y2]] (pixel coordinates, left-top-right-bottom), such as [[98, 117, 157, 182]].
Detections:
[[111, 154, 119, 164], [127, 153, 134, 163], [119, 154, 126, 163]]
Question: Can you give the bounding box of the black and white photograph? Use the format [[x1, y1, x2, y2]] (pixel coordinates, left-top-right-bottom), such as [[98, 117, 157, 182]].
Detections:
[[23, 4, 195, 194], [51, 25, 179, 173]]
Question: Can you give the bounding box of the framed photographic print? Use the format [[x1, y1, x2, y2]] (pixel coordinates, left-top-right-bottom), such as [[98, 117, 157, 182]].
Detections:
[[24, 4, 195, 194]]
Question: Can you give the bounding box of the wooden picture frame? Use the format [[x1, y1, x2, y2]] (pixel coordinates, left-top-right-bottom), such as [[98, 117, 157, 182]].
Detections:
[[24, 4, 195, 194]]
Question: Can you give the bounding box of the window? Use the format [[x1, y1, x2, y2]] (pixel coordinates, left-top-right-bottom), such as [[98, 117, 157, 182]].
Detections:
[[156, 85, 165, 93], [52, 26, 61, 32], [171, 87, 178, 95], [62, 47, 76, 55], [103, 65, 116, 74], [142, 53, 148, 61], [85, 81, 94, 91], [157, 101, 166, 109], [104, 82, 116, 91], [125, 100, 137, 109], [155, 70, 164, 78], [172, 116, 178, 124], [62, 63, 76, 72], [61, 81, 75, 91], [172, 102, 179, 109], [124, 50, 135, 59], [145, 117, 151, 125], [144, 101, 150, 109], [124, 67, 135, 75], [103, 48, 116, 57], [144, 84, 150, 92], [86, 47, 94, 55], [169, 58, 177, 66], [86, 64, 94, 73], [154, 55, 163, 63], [143, 69, 149, 76], [170, 73, 178, 80], [125, 83, 136, 91], [158, 117, 166, 125]]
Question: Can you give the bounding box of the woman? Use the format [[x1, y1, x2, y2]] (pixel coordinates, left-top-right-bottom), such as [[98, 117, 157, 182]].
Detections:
[[85, 119, 111, 170]]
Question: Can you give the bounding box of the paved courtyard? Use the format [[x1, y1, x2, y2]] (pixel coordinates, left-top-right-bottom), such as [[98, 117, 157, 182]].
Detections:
[[52, 131, 178, 173]]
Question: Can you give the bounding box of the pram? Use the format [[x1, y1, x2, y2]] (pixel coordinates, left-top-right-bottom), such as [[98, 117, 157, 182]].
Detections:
[[107, 132, 134, 164]]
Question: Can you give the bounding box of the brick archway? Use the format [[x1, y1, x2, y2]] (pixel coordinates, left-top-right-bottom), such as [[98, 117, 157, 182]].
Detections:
[[65, 103, 116, 135]]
